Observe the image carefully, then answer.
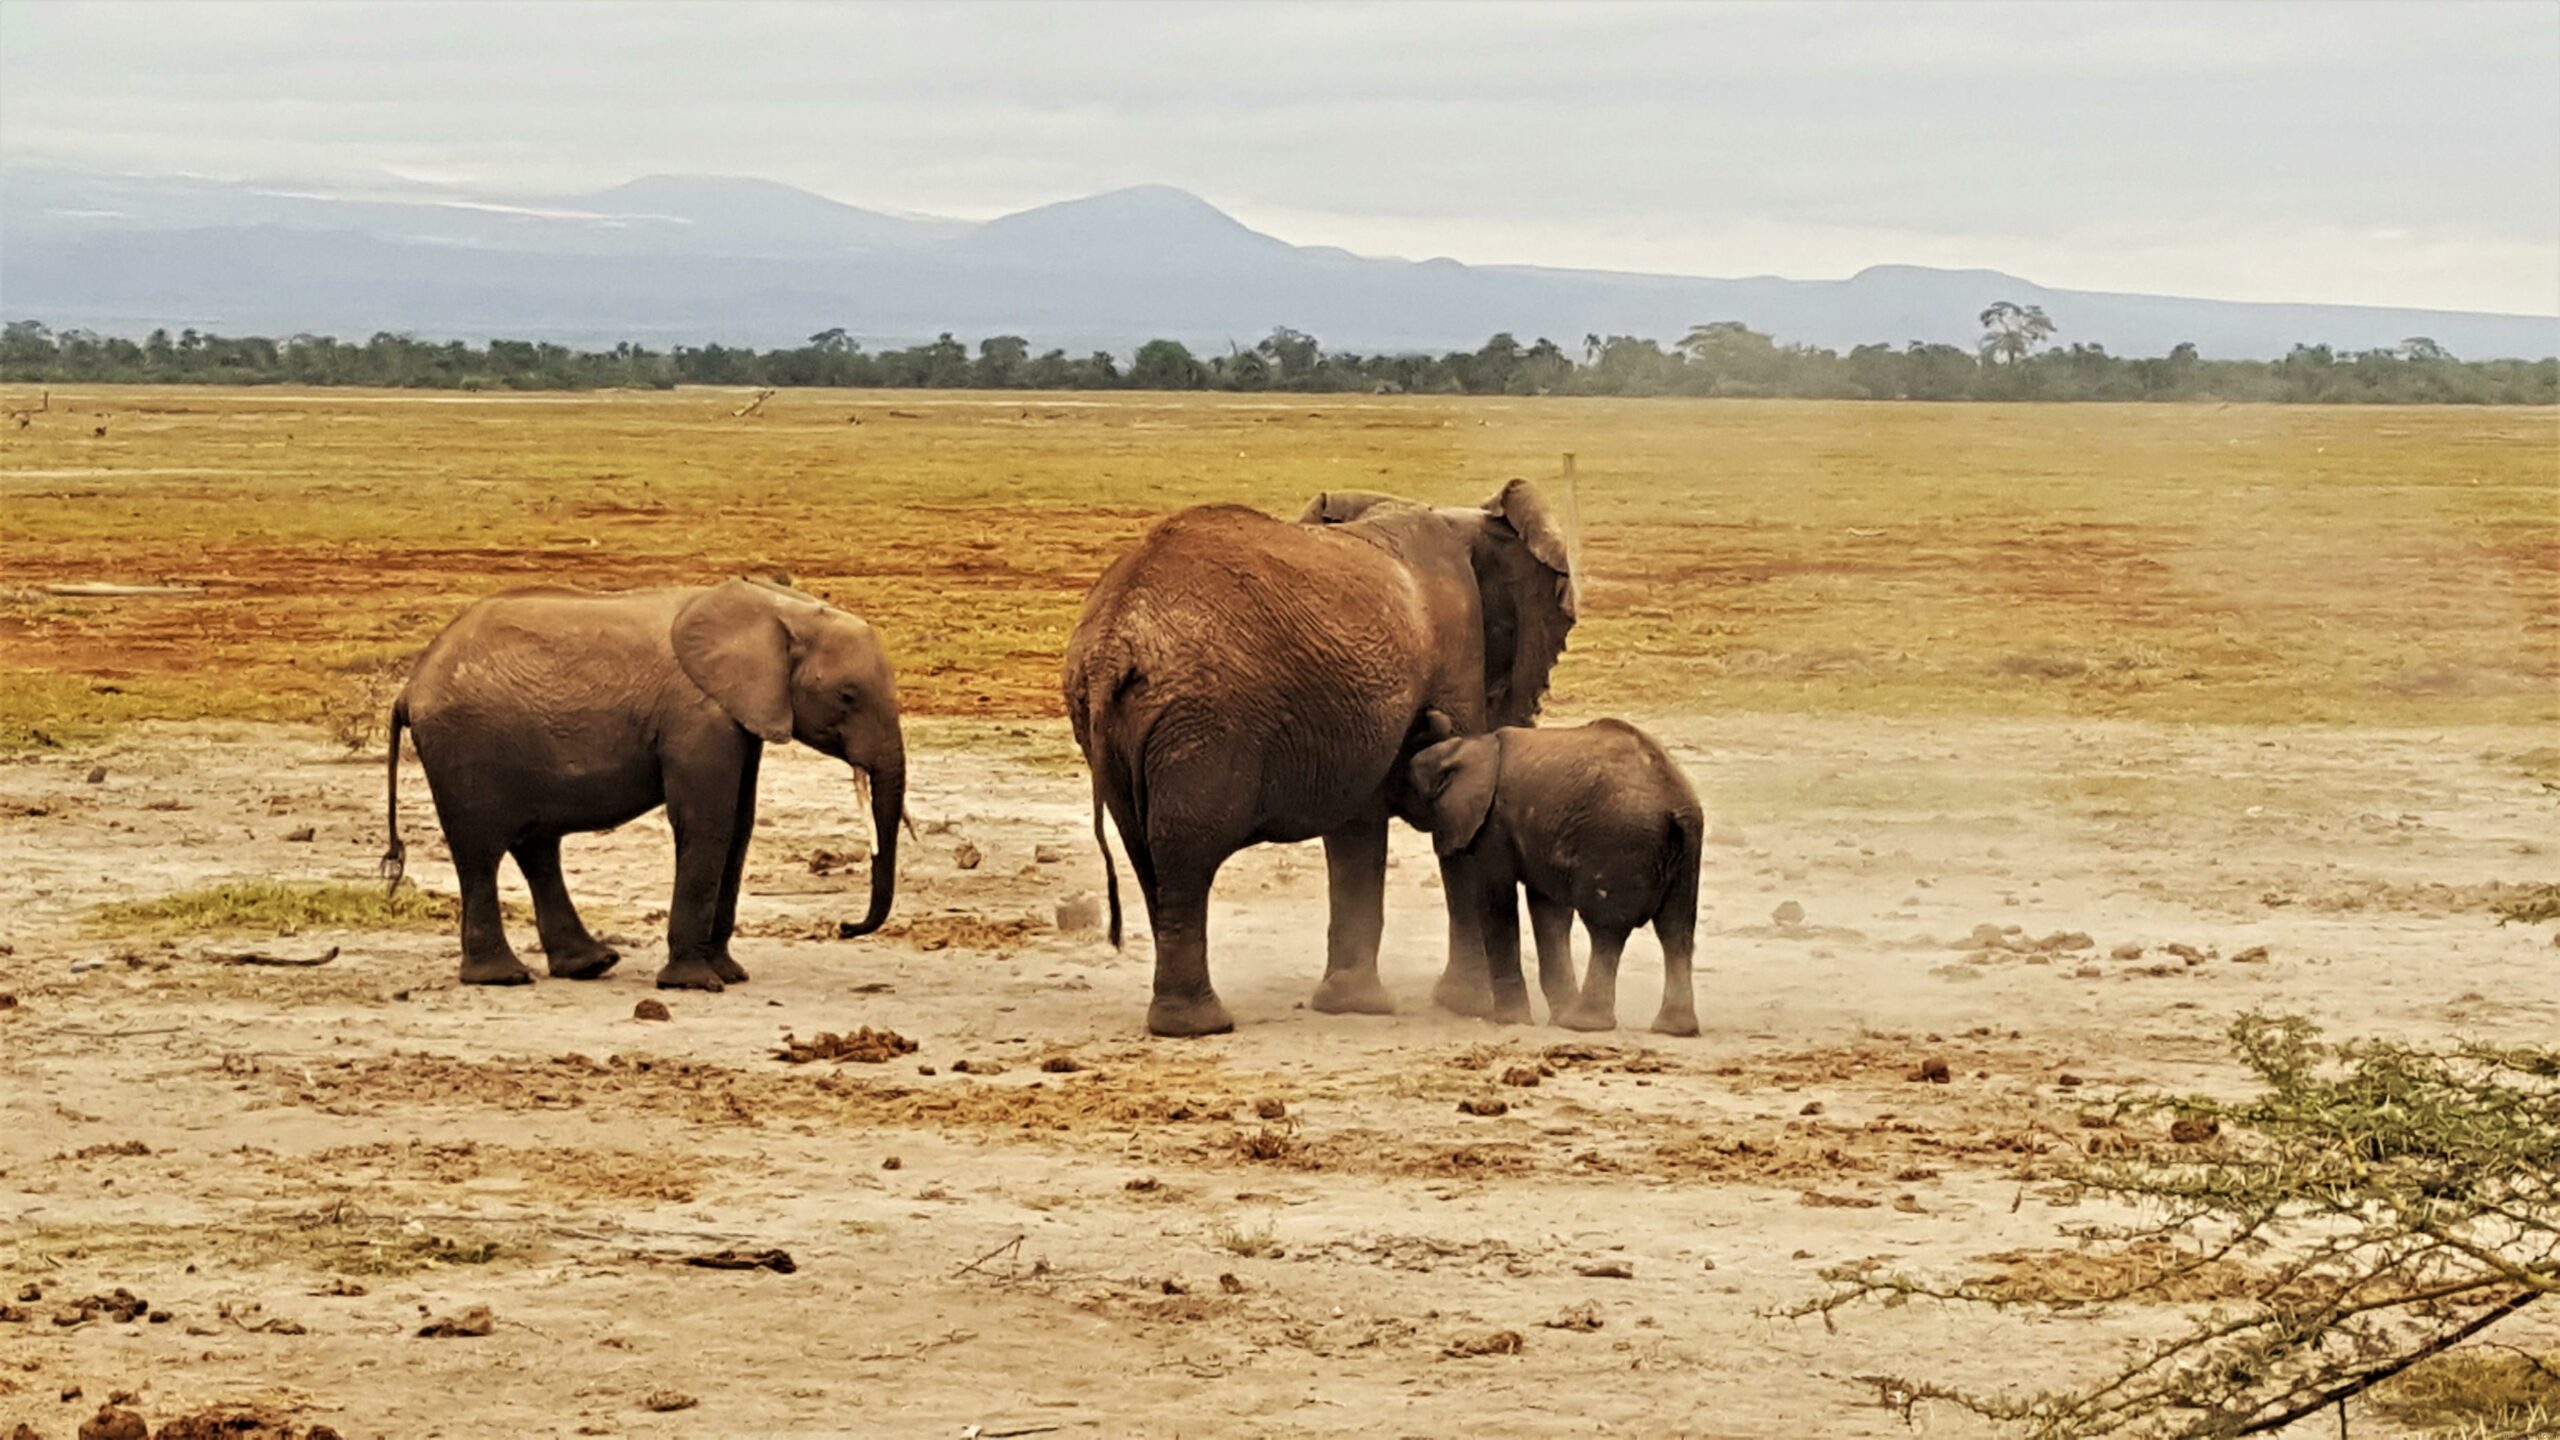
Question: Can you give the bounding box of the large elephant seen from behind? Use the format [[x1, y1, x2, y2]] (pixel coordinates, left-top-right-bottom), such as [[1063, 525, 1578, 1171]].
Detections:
[[382, 577, 905, 990], [1063, 480, 1576, 1036]]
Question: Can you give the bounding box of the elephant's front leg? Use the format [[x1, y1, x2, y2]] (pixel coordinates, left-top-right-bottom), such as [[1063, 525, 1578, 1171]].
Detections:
[[1475, 867, 1533, 1025], [659, 759, 747, 992], [1431, 854, 1496, 1018], [706, 744, 762, 985], [1309, 812, 1395, 1015], [1525, 890, 1577, 1019]]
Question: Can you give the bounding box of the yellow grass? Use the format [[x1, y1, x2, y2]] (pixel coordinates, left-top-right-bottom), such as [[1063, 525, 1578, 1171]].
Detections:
[[2373, 1350, 2560, 1438], [3, 386, 2553, 748]]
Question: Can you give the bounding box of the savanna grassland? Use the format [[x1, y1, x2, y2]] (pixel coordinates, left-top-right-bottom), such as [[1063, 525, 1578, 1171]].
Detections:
[[4, 387, 2553, 751], [3, 389, 2557, 1438]]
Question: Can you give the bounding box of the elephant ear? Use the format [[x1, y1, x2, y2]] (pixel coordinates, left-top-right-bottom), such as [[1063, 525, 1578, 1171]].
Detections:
[[1427, 736, 1501, 858], [1297, 489, 1414, 525], [1485, 478, 1577, 615], [1475, 479, 1578, 728], [671, 578, 809, 743]]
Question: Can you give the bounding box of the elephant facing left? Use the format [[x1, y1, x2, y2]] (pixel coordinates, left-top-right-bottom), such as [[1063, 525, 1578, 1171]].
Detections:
[[380, 577, 905, 990]]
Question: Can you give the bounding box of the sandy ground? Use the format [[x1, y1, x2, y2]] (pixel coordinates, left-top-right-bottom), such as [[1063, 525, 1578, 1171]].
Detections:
[[3, 712, 2555, 1438]]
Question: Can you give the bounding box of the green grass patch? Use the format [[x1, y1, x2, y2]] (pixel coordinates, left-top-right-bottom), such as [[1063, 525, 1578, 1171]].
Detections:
[[88, 880, 471, 936], [0, 668, 299, 752]]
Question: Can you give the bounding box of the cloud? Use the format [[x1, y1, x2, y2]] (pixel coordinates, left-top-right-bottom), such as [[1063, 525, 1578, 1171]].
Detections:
[[2, 0, 2552, 312]]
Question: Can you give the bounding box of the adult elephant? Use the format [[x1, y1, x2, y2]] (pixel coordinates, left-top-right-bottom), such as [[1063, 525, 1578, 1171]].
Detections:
[[1063, 480, 1576, 1036], [383, 577, 904, 990]]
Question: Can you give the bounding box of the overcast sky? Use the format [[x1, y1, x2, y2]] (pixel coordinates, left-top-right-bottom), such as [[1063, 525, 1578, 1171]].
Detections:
[[3, 0, 2554, 314]]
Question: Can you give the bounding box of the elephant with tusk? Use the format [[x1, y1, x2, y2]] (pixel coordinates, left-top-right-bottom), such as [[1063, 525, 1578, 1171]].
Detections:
[[382, 576, 904, 991]]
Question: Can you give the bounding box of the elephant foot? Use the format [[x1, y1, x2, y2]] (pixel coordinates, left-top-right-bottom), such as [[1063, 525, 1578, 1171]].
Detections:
[[459, 953, 534, 987], [709, 951, 750, 985], [1146, 992, 1235, 1038], [1650, 1005, 1701, 1038], [1432, 971, 1496, 1019], [1556, 1000, 1619, 1032], [1490, 991, 1534, 1026], [544, 942, 621, 981], [1309, 969, 1395, 1016], [1542, 986, 1580, 1020], [655, 957, 729, 993]]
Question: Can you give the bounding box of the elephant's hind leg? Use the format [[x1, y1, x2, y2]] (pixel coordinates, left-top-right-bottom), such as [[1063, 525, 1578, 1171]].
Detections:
[[1144, 849, 1235, 1038], [1648, 858, 1702, 1037], [452, 834, 532, 987], [515, 834, 618, 980], [1310, 814, 1396, 1016], [1556, 922, 1630, 1032]]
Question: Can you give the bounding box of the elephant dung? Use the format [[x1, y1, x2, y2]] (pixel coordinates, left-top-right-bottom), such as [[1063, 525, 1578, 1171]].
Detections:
[[632, 999, 671, 1022], [952, 841, 983, 870], [416, 1304, 496, 1338], [1542, 1302, 1604, 1331], [774, 1028, 916, 1064], [76, 1408, 147, 1440], [1456, 1097, 1510, 1117]]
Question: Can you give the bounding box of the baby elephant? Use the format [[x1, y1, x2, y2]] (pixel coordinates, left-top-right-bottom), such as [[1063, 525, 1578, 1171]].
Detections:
[[383, 577, 904, 991], [1411, 719, 1703, 1034]]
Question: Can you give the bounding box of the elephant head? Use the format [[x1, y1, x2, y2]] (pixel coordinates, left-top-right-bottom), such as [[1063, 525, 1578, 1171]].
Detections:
[[672, 577, 904, 935], [1410, 732, 1501, 857], [1299, 479, 1577, 729]]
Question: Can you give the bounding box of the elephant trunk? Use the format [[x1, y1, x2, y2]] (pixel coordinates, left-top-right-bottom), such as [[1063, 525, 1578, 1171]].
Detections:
[[840, 745, 903, 937]]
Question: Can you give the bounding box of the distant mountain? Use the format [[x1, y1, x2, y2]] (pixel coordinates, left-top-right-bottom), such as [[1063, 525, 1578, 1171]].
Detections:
[[574, 175, 968, 255], [3, 166, 2552, 360]]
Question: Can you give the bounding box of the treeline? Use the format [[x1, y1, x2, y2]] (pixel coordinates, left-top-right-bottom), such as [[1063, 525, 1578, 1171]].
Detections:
[[4, 318, 2553, 404]]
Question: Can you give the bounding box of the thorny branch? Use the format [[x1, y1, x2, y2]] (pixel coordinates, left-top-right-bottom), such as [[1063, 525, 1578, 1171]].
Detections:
[[1784, 1013, 2560, 1438]]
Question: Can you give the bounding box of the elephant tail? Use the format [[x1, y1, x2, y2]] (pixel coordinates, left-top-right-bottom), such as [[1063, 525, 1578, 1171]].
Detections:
[[1077, 653, 1155, 952], [379, 693, 409, 894], [1654, 805, 1703, 963], [1091, 783, 1124, 950]]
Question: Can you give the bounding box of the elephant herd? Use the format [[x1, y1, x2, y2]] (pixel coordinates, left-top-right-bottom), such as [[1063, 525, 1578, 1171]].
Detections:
[[382, 480, 1703, 1038]]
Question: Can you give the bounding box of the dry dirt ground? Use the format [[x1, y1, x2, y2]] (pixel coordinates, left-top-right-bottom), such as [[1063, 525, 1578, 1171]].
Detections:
[[4, 708, 2555, 1437]]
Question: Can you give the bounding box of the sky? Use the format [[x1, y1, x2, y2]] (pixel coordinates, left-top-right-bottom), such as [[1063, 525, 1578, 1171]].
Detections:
[[2, 0, 2554, 315]]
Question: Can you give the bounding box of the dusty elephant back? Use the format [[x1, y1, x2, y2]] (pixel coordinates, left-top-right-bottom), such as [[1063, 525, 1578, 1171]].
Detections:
[[409, 587, 691, 684], [402, 585, 703, 738], [1501, 719, 1704, 832], [1066, 503, 1442, 847]]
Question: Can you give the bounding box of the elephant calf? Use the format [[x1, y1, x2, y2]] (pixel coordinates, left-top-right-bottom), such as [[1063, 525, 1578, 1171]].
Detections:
[[1411, 719, 1704, 1034], [381, 577, 904, 991]]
